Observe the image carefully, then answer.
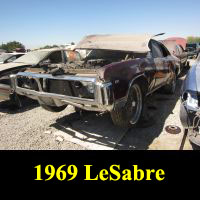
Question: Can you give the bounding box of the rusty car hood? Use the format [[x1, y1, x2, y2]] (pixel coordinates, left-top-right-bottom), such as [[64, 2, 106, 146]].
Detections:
[[75, 34, 154, 53]]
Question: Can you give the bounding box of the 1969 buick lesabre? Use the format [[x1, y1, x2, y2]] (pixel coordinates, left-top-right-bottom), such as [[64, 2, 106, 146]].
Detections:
[[11, 34, 180, 127]]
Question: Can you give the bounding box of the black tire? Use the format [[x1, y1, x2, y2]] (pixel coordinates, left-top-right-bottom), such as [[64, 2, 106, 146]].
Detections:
[[163, 72, 176, 94], [9, 93, 23, 108], [41, 104, 67, 112], [110, 82, 144, 127]]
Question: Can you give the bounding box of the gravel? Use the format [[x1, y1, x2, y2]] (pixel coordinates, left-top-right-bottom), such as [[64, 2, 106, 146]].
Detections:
[[0, 104, 86, 150]]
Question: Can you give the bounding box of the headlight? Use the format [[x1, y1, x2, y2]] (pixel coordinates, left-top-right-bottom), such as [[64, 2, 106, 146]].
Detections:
[[186, 93, 198, 110], [81, 81, 94, 93]]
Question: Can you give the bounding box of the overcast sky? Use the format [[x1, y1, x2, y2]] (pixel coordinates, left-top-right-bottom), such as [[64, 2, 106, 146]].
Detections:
[[0, 0, 199, 49]]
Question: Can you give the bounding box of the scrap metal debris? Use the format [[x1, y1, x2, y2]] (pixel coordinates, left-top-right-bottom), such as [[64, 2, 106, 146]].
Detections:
[[165, 125, 181, 134]]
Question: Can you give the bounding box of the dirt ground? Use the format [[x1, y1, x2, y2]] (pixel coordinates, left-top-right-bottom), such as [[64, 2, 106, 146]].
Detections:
[[0, 59, 197, 150]]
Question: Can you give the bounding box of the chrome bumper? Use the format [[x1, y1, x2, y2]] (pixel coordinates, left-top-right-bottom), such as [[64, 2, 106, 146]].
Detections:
[[10, 72, 114, 112]]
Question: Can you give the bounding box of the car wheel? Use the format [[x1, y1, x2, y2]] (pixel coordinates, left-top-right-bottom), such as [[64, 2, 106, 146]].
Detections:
[[163, 72, 176, 94], [110, 82, 144, 127], [10, 93, 23, 108], [40, 104, 67, 112]]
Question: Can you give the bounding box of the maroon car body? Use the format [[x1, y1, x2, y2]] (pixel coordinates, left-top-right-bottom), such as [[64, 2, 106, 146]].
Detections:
[[11, 34, 180, 127], [161, 39, 188, 71]]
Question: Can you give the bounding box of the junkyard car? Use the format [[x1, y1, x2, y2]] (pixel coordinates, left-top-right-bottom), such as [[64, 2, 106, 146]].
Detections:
[[186, 43, 200, 58], [11, 34, 180, 127], [0, 48, 81, 106], [161, 40, 188, 72], [0, 53, 25, 64], [180, 55, 200, 146]]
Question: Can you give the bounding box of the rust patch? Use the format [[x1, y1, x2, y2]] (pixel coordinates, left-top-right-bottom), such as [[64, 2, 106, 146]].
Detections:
[[165, 125, 181, 134]]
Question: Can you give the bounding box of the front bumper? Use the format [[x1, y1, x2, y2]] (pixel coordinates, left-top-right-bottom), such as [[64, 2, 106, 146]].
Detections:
[[10, 72, 114, 112], [180, 102, 200, 146]]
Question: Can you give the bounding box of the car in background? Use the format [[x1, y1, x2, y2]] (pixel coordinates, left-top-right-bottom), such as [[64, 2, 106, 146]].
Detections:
[[11, 34, 180, 127], [0, 53, 25, 64], [0, 48, 81, 107], [15, 48, 26, 53], [186, 43, 200, 58], [161, 40, 188, 72], [166, 37, 187, 50], [180, 55, 200, 146]]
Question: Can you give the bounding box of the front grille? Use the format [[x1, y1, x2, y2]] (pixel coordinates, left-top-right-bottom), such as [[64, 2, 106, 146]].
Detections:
[[47, 79, 74, 96], [17, 75, 95, 100], [47, 79, 95, 99]]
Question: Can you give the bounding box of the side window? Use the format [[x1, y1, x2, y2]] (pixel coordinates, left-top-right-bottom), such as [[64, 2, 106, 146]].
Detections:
[[65, 51, 81, 62], [158, 42, 170, 57], [47, 51, 62, 64], [151, 41, 164, 58]]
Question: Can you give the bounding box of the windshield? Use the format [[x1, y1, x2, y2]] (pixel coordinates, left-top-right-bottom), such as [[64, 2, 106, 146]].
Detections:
[[13, 50, 51, 64], [0, 54, 12, 62]]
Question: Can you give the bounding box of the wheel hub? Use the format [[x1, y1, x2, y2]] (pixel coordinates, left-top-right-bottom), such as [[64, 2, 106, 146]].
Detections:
[[165, 125, 181, 134]]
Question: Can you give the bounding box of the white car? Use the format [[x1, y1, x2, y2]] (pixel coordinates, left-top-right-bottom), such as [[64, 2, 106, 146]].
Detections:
[[0, 53, 25, 64]]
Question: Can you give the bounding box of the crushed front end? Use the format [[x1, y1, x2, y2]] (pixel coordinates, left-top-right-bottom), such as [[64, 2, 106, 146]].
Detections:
[[10, 69, 114, 112]]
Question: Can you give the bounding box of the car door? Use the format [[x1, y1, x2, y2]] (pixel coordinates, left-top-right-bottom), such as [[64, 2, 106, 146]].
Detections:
[[150, 40, 168, 88]]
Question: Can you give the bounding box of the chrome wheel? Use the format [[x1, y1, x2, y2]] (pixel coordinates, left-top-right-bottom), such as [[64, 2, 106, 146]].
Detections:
[[129, 84, 143, 125]]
